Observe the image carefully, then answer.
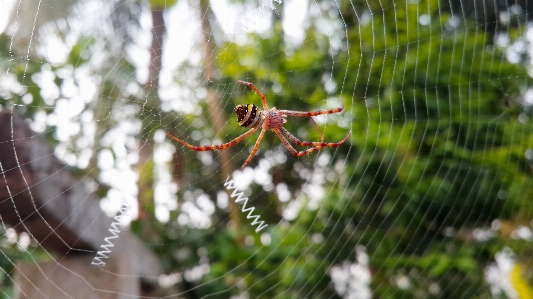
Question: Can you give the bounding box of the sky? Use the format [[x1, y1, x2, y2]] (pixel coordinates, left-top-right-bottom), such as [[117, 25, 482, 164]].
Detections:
[[0, 0, 16, 34]]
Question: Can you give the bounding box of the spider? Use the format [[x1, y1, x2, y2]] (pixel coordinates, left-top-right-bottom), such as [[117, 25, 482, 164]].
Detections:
[[166, 81, 351, 169]]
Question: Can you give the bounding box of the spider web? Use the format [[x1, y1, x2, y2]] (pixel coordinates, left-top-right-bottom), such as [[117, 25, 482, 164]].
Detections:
[[0, 0, 533, 298]]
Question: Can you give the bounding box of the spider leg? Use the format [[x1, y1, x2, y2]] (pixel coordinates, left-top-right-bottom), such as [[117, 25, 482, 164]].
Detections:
[[240, 128, 267, 169], [278, 107, 343, 117], [280, 127, 351, 148], [273, 129, 341, 157], [238, 80, 268, 110], [166, 127, 258, 151]]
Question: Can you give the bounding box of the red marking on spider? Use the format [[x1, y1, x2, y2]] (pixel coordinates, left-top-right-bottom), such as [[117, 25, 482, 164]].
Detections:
[[167, 81, 351, 169]]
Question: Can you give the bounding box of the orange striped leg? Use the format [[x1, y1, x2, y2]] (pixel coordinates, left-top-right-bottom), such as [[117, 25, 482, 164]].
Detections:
[[280, 127, 351, 147], [273, 129, 331, 157], [241, 128, 267, 169], [166, 128, 258, 151], [237, 80, 268, 110], [278, 107, 343, 117]]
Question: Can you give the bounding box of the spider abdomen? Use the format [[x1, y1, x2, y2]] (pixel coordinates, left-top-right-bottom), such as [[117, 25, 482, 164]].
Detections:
[[235, 104, 264, 128]]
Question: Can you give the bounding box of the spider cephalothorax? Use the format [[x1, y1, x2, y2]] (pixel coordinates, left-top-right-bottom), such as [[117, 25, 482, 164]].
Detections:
[[167, 81, 351, 169]]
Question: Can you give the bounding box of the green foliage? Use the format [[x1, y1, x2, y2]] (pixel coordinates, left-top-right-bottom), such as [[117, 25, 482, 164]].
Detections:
[[167, 0, 533, 297], [150, 0, 178, 9]]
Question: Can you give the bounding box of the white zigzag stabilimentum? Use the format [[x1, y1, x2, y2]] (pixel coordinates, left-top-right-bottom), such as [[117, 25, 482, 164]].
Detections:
[[91, 203, 131, 267], [225, 176, 268, 232]]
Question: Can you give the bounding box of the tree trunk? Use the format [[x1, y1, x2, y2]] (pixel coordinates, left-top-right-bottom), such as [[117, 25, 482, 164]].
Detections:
[[137, 7, 166, 235], [198, 0, 243, 231], [146, 8, 166, 93]]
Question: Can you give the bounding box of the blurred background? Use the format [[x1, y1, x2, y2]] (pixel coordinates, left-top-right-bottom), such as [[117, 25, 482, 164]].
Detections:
[[1, 0, 533, 298]]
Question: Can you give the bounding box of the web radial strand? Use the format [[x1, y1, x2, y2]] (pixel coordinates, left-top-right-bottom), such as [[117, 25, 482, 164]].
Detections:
[[0, 0, 532, 298]]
